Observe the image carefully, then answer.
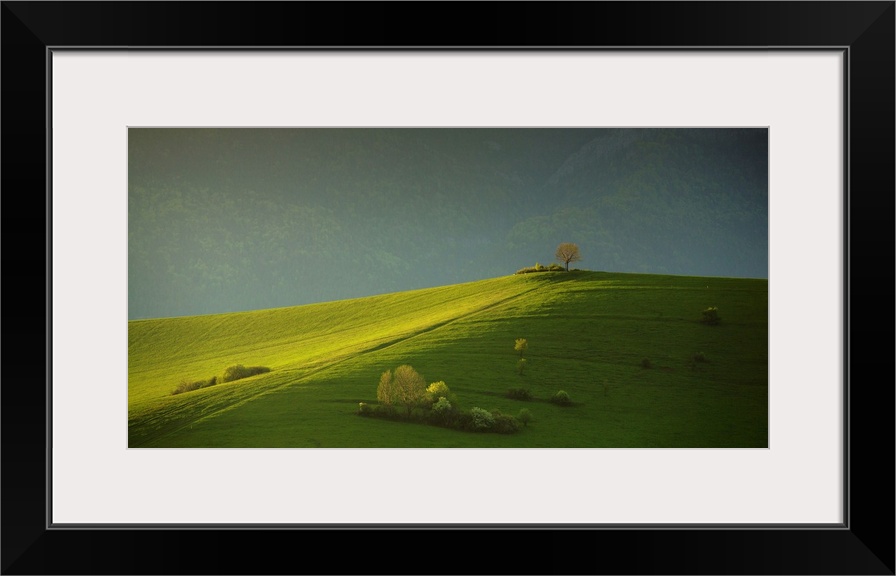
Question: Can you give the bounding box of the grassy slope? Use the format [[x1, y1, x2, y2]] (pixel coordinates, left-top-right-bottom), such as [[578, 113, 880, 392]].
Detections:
[[128, 272, 767, 448]]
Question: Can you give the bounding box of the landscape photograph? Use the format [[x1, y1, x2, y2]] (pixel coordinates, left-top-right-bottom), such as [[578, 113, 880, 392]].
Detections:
[[128, 127, 768, 448]]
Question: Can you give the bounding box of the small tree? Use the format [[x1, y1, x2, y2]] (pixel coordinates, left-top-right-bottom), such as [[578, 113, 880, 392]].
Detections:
[[517, 408, 532, 427], [392, 364, 427, 417], [514, 338, 528, 358], [377, 369, 394, 406], [555, 242, 582, 271]]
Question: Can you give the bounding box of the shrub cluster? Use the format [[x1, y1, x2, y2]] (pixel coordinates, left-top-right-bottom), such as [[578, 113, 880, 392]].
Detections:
[[425, 381, 456, 405], [451, 409, 521, 434], [222, 364, 271, 383], [172, 376, 217, 395], [469, 407, 496, 430], [358, 402, 397, 418], [431, 396, 453, 417], [641, 358, 653, 369], [701, 307, 721, 326], [490, 411, 522, 434], [514, 263, 565, 274], [359, 401, 523, 434], [171, 363, 272, 395], [361, 369, 525, 433], [551, 390, 572, 406], [507, 388, 532, 401]]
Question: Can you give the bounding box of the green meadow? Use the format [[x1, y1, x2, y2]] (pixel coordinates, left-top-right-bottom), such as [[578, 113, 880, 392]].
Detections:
[[128, 271, 767, 448]]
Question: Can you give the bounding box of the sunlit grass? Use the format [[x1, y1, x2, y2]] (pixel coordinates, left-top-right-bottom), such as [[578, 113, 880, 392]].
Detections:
[[129, 271, 767, 448]]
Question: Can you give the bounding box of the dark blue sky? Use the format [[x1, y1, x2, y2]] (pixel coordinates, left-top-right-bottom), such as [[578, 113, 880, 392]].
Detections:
[[129, 128, 768, 319]]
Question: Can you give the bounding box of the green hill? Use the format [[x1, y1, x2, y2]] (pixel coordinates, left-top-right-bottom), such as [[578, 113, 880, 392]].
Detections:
[[128, 271, 767, 448]]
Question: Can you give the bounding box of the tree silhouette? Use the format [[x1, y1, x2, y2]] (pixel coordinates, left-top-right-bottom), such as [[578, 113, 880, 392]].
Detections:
[[555, 242, 582, 271]]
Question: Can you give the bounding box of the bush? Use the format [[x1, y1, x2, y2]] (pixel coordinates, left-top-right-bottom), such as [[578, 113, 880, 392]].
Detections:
[[222, 364, 271, 383], [514, 263, 565, 274], [373, 403, 396, 417], [517, 408, 532, 426], [693, 351, 707, 363], [359, 402, 524, 435], [507, 388, 532, 401], [701, 307, 721, 325], [452, 411, 474, 430], [551, 390, 572, 406], [357, 403, 398, 420], [172, 382, 191, 395], [469, 407, 495, 431], [432, 396, 452, 411], [172, 376, 217, 395], [641, 358, 653, 369], [172, 380, 199, 395], [425, 381, 455, 405], [430, 397, 454, 424], [491, 411, 521, 434]]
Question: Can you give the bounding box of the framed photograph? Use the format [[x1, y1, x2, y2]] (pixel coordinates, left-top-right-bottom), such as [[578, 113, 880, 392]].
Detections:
[[123, 125, 771, 452], [4, 2, 892, 574]]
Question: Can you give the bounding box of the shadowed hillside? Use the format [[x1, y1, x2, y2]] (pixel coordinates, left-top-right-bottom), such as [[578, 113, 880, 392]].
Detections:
[[128, 272, 768, 448]]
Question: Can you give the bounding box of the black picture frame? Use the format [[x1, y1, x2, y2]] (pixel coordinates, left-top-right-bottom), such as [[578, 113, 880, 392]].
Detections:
[[2, 2, 892, 574]]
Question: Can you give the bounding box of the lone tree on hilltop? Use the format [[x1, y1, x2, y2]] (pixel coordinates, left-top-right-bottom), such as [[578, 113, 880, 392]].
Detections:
[[555, 242, 582, 271]]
